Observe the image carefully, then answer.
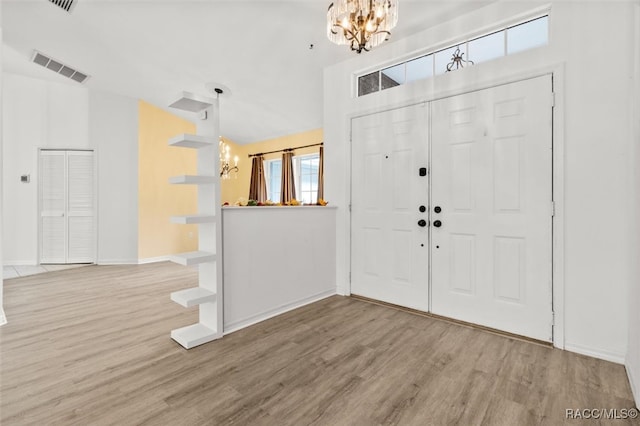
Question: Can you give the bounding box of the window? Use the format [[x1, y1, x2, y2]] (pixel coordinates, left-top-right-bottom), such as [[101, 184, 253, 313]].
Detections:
[[357, 14, 549, 96], [265, 153, 320, 203], [295, 155, 320, 204], [468, 31, 505, 65], [406, 54, 433, 83], [265, 159, 281, 202], [507, 16, 549, 54]]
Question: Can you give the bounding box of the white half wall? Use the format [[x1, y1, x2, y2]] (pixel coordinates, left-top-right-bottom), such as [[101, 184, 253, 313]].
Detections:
[[89, 91, 138, 265], [222, 206, 337, 333], [324, 0, 635, 362]]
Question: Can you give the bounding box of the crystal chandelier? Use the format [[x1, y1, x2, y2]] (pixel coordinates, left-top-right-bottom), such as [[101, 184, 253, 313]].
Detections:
[[219, 138, 239, 180], [327, 0, 398, 54]]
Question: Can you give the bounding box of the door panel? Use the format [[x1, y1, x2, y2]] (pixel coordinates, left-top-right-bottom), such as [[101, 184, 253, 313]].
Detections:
[[67, 151, 95, 263], [351, 104, 429, 311], [40, 151, 67, 264], [431, 76, 553, 341]]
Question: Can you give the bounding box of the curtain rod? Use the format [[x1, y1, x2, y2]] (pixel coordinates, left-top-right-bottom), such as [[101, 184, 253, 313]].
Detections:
[[247, 142, 323, 158]]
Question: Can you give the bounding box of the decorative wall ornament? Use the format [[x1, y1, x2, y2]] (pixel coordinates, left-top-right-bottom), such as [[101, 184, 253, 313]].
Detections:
[[446, 46, 474, 72]]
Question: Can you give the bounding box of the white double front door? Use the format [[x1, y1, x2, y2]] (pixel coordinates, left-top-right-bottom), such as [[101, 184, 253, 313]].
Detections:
[[351, 75, 553, 341]]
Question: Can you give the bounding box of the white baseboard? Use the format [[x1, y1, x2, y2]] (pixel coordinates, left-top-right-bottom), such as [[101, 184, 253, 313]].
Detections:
[[336, 282, 349, 296], [0, 308, 6, 327], [626, 362, 640, 408], [565, 342, 626, 364], [138, 256, 171, 265], [3, 261, 37, 266], [97, 259, 139, 265], [223, 289, 337, 335]]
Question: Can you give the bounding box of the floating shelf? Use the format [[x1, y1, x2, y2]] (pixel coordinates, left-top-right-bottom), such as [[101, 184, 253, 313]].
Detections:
[[168, 134, 214, 149], [171, 287, 216, 308], [169, 91, 214, 113], [170, 214, 216, 224], [169, 175, 216, 185], [169, 251, 216, 266], [171, 323, 218, 349]]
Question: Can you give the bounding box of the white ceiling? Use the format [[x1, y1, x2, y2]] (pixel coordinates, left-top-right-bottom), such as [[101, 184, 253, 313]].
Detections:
[[1, 0, 494, 144]]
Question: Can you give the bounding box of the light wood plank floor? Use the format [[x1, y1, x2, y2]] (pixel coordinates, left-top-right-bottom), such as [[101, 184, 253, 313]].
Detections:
[[1, 262, 637, 425]]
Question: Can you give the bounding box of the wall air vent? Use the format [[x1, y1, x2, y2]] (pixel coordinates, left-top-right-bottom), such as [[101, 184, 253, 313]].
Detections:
[[31, 51, 90, 84], [48, 0, 75, 13]]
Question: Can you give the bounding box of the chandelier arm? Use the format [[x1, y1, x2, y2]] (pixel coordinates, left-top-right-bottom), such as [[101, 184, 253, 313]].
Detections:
[[338, 24, 359, 42]]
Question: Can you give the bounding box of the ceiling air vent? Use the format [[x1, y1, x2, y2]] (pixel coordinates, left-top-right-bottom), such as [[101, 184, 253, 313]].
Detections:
[[31, 51, 90, 84], [48, 0, 75, 13]]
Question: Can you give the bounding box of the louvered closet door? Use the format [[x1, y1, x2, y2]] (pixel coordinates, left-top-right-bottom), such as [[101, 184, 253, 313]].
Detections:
[[40, 151, 67, 263], [40, 150, 95, 264], [67, 151, 95, 262]]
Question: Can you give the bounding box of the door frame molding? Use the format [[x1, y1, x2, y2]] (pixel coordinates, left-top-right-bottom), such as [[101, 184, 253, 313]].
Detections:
[[347, 63, 567, 349], [37, 148, 98, 265]]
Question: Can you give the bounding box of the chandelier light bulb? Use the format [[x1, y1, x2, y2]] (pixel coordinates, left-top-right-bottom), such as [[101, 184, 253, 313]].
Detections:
[[365, 20, 374, 32]]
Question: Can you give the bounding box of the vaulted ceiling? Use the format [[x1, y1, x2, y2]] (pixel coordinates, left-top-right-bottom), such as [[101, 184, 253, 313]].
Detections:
[[2, 0, 494, 143]]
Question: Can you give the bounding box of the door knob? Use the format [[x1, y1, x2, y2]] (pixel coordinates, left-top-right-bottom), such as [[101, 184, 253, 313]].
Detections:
[[434, 206, 442, 213], [419, 205, 426, 213], [433, 220, 442, 228], [418, 219, 427, 227]]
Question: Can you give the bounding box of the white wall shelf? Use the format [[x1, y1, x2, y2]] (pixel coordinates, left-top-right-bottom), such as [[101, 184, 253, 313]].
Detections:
[[171, 287, 216, 308], [170, 214, 216, 224], [169, 175, 216, 185], [169, 251, 215, 266], [167, 91, 224, 350], [170, 323, 218, 349], [168, 133, 214, 149]]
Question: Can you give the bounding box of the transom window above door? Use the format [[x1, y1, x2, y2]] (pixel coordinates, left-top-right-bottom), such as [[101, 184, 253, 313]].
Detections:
[[357, 14, 549, 97]]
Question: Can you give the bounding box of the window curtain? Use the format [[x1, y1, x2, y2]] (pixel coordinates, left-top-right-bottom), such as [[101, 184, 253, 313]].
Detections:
[[248, 155, 267, 203], [280, 150, 296, 204], [317, 146, 324, 202]]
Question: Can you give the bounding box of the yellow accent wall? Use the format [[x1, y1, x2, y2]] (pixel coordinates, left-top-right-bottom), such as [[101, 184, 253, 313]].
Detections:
[[138, 101, 198, 259], [220, 128, 323, 204]]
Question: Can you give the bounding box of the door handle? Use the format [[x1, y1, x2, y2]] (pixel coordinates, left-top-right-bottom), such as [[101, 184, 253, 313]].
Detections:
[[418, 219, 427, 227], [433, 220, 442, 228]]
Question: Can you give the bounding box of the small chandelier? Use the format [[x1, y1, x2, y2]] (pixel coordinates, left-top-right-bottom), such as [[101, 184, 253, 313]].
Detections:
[[327, 0, 398, 54], [219, 138, 239, 180]]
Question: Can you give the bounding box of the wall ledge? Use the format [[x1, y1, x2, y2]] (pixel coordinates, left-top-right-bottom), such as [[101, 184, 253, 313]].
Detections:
[[223, 205, 337, 210]]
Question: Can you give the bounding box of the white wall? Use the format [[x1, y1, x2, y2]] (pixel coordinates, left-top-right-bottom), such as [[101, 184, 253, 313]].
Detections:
[[89, 91, 138, 264], [626, 2, 640, 407], [2, 73, 90, 264], [324, 0, 636, 363], [2, 72, 138, 266], [0, 15, 5, 325]]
